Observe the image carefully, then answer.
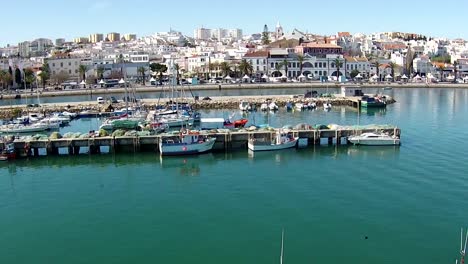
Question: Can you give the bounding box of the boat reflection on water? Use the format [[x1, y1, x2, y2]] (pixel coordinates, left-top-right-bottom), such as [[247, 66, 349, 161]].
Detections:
[[346, 145, 400, 159], [360, 107, 387, 116], [159, 153, 216, 176], [247, 148, 297, 165]]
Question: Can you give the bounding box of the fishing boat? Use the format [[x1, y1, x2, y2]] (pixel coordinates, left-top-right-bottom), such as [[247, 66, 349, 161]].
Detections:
[[0, 123, 50, 133], [260, 103, 268, 111], [0, 142, 16, 161], [269, 102, 279, 111], [348, 132, 400, 146], [159, 130, 216, 156], [361, 96, 387, 108], [248, 130, 298, 151], [223, 118, 248, 128], [323, 102, 332, 111]]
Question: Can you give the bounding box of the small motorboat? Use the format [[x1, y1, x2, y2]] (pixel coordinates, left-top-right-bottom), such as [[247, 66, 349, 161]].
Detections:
[[348, 132, 400, 146], [248, 130, 298, 152], [159, 130, 216, 156], [224, 118, 248, 128], [323, 102, 332, 111], [268, 102, 279, 111], [260, 103, 268, 111]]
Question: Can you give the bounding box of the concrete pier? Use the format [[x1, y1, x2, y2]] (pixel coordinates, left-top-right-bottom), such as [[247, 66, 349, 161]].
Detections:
[[9, 127, 401, 157]]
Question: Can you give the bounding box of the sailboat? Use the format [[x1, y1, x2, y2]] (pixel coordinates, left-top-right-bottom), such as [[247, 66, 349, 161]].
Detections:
[[456, 228, 468, 264]]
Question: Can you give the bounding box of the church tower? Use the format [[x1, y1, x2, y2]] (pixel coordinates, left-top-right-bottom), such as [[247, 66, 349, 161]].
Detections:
[[275, 21, 284, 40]]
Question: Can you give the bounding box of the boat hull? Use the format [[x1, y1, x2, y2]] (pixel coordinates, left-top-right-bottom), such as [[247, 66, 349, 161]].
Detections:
[[248, 138, 298, 151], [348, 138, 400, 146], [159, 138, 216, 156]]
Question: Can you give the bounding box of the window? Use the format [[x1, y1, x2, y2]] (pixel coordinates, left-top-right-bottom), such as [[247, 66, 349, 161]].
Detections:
[[288, 63, 291, 67], [52, 63, 55, 67], [256, 59, 259, 64], [315, 62, 318, 67], [75, 69, 78, 74], [69, 70, 71, 74], [68, 62, 71, 66], [324, 71, 327, 76], [271, 63, 274, 68], [331, 63, 335, 68], [323, 63, 327, 68], [60, 62, 63, 67]]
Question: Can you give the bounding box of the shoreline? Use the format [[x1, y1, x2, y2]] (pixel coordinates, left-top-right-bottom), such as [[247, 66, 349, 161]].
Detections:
[[1, 82, 468, 100]]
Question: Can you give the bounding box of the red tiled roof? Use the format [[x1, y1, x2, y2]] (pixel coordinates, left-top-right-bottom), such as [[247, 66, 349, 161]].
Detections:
[[244, 51, 269, 57]]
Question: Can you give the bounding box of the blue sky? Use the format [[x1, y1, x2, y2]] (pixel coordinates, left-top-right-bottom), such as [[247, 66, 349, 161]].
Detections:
[[2, 0, 468, 46]]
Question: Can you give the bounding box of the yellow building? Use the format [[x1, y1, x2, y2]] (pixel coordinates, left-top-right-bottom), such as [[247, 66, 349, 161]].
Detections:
[[123, 34, 137, 41], [89, 33, 104, 43], [107, 32, 121, 42], [74, 37, 89, 44]]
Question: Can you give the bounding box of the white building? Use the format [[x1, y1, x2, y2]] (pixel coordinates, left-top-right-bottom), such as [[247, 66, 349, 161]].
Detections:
[[48, 56, 82, 79], [194, 28, 212, 40]]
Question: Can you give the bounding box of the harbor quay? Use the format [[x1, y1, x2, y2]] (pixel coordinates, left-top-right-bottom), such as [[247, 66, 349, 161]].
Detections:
[[10, 127, 401, 157]]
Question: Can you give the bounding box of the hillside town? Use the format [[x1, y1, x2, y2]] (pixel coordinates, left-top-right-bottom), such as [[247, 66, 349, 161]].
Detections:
[[1, 23, 468, 90]]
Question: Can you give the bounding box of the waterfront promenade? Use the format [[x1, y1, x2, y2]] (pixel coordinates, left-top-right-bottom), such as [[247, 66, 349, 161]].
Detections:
[[1, 81, 467, 100]]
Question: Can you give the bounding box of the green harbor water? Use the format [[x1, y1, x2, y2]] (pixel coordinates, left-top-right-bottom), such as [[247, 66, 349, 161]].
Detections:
[[1, 88, 468, 263]]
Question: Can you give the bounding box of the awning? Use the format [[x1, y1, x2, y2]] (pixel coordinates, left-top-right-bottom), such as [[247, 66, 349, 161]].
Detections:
[[355, 73, 362, 78], [413, 74, 422, 79], [99, 79, 106, 84], [80, 80, 86, 85], [401, 74, 408, 79], [298, 74, 306, 79], [225, 75, 232, 80], [385, 74, 392, 79], [242, 75, 250, 79], [261, 74, 269, 79], [150, 77, 156, 82]]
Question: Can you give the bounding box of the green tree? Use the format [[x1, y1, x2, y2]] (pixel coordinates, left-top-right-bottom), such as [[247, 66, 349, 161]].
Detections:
[[97, 67, 105, 80], [282, 59, 289, 78], [230, 62, 239, 79], [41, 62, 50, 86], [137, 66, 146, 85], [149, 63, 168, 84], [274, 63, 282, 77], [333, 58, 343, 80], [438, 65, 445, 80], [79, 64, 87, 81], [0, 70, 7, 89], [15, 68, 22, 88], [239, 59, 253, 76], [350, 69, 360, 79], [24, 68, 35, 90], [220, 61, 231, 77], [262, 24, 270, 45], [374, 61, 381, 81], [8, 66, 14, 87], [297, 54, 304, 75], [453, 61, 459, 83], [387, 62, 397, 82]]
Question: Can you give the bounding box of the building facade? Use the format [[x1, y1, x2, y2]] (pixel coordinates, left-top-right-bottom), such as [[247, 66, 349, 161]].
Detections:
[[107, 32, 121, 42], [89, 34, 104, 43]]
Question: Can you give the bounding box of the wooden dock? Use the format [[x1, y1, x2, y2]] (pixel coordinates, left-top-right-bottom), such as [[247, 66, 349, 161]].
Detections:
[[8, 127, 401, 157]]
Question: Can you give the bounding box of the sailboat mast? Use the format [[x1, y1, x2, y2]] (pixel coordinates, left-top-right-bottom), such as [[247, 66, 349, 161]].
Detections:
[[280, 229, 284, 264]]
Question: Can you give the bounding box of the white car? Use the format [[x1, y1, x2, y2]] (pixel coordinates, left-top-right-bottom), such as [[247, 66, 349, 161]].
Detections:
[[97, 97, 104, 104]]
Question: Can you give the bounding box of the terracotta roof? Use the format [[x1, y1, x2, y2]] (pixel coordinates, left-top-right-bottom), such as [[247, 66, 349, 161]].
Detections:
[[301, 43, 342, 48], [337, 32, 351, 38], [244, 50, 269, 57]]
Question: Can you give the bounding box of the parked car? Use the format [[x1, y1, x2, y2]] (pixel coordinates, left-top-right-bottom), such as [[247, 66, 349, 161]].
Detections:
[[97, 97, 104, 104], [109, 96, 118, 104]]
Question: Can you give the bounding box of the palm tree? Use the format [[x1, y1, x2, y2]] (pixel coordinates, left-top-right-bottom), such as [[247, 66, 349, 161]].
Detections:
[[0, 70, 6, 90], [230, 62, 239, 79], [333, 58, 343, 80], [297, 54, 304, 76], [97, 67, 105, 80], [274, 63, 282, 77], [220, 62, 231, 77], [282, 59, 289, 79], [438, 65, 445, 81], [79, 64, 87, 81], [374, 61, 381, 81], [453, 61, 459, 83], [239, 59, 253, 76], [24, 68, 35, 90], [388, 62, 397, 82], [137, 66, 146, 85]]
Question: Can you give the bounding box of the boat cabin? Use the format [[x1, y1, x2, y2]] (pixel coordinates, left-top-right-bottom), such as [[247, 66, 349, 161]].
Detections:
[[340, 85, 363, 97]]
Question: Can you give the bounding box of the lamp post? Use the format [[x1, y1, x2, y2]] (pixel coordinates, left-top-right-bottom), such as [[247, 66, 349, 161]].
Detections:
[[119, 78, 127, 116]]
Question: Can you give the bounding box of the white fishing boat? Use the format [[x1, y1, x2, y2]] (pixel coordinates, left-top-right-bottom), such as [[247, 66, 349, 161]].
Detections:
[[269, 102, 279, 111], [260, 103, 268, 111], [159, 130, 216, 156], [248, 130, 298, 151], [61, 111, 77, 119], [295, 103, 305, 110], [323, 102, 332, 110], [0, 123, 50, 133], [348, 132, 400, 146], [239, 101, 252, 111]]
